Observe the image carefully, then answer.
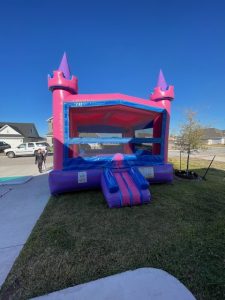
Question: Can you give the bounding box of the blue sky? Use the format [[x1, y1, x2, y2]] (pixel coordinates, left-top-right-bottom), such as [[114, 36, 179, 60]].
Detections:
[[0, 0, 225, 136]]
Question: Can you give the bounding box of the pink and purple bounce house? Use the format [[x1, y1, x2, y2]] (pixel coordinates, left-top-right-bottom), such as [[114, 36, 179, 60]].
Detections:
[[48, 53, 175, 208]]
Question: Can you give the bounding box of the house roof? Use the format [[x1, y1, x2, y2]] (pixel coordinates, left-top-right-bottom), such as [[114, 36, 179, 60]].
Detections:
[[201, 128, 225, 140], [0, 134, 23, 138], [46, 132, 53, 136], [0, 122, 40, 138]]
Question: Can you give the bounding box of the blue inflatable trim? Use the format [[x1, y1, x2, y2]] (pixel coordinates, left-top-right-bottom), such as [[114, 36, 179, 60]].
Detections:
[[129, 167, 149, 190], [103, 168, 119, 193]]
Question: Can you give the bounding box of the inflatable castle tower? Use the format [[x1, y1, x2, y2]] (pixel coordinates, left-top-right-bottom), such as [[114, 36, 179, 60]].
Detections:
[[48, 53, 174, 208]]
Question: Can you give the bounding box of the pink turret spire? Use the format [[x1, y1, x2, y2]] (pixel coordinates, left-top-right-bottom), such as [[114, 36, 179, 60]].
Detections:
[[58, 52, 71, 79], [157, 69, 168, 91], [150, 69, 174, 102]]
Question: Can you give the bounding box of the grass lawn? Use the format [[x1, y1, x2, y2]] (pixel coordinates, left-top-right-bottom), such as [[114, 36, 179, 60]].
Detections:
[[1, 158, 225, 300]]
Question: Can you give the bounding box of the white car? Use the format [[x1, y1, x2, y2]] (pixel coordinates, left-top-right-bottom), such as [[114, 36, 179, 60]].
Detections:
[[4, 142, 50, 158]]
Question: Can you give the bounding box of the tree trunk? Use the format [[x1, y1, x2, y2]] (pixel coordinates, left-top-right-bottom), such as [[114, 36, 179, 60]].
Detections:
[[180, 151, 182, 170], [186, 150, 190, 174]]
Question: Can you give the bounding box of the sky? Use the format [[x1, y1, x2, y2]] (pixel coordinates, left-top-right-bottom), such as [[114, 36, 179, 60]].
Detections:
[[0, 0, 225, 136]]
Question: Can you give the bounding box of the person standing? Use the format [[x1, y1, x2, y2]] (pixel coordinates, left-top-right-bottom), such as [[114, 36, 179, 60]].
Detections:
[[35, 148, 44, 173], [42, 148, 48, 171]]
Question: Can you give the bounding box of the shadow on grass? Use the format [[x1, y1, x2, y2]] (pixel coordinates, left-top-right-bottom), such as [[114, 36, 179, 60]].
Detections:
[[0, 165, 225, 300]]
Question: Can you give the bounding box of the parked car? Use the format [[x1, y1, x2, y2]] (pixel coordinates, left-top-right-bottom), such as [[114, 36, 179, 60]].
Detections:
[[4, 141, 50, 158], [35, 142, 50, 151], [0, 141, 11, 152]]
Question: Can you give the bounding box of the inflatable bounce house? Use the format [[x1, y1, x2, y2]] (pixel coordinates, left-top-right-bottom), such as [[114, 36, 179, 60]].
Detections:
[[48, 53, 174, 208]]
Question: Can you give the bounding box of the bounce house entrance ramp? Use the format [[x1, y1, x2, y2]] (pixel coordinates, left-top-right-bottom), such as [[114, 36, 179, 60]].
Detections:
[[101, 166, 151, 208]]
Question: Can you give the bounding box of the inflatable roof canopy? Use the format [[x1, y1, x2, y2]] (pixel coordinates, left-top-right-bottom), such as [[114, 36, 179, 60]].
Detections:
[[48, 53, 175, 208]]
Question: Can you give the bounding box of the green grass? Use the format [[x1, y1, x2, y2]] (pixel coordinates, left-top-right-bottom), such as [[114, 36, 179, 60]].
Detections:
[[1, 158, 225, 300]]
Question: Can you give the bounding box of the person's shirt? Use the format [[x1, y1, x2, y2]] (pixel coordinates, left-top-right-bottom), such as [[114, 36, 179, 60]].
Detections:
[[35, 152, 44, 163]]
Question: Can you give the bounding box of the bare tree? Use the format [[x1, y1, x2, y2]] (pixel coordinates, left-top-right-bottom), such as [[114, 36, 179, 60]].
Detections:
[[177, 110, 205, 173]]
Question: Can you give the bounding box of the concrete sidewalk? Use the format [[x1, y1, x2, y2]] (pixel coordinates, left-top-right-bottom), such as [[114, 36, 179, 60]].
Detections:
[[33, 268, 196, 300], [0, 174, 50, 287]]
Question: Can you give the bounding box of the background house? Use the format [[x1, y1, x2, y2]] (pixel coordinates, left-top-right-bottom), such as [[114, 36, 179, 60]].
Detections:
[[168, 135, 176, 149], [171, 128, 225, 149], [0, 122, 42, 148], [201, 128, 225, 145], [46, 117, 53, 146]]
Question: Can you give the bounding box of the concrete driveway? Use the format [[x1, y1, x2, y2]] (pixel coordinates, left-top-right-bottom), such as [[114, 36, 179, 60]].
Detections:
[[0, 173, 50, 287], [0, 154, 53, 177], [0, 154, 53, 286]]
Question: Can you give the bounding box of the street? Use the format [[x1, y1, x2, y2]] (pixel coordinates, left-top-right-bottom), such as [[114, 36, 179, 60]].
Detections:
[[0, 154, 53, 177], [169, 146, 225, 163]]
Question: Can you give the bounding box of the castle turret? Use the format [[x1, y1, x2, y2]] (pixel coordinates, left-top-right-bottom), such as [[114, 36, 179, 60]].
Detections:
[[150, 69, 174, 103], [48, 53, 78, 170], [150, 70, 174, 162], [48, 52, 78, 93]]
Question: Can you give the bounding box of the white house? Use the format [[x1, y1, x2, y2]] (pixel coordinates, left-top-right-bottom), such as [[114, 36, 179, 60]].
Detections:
[[202, 128, 225, 145], [46, 117, 53, 146], [207, 138, 225, 145], [0, 122, 41, 148]]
